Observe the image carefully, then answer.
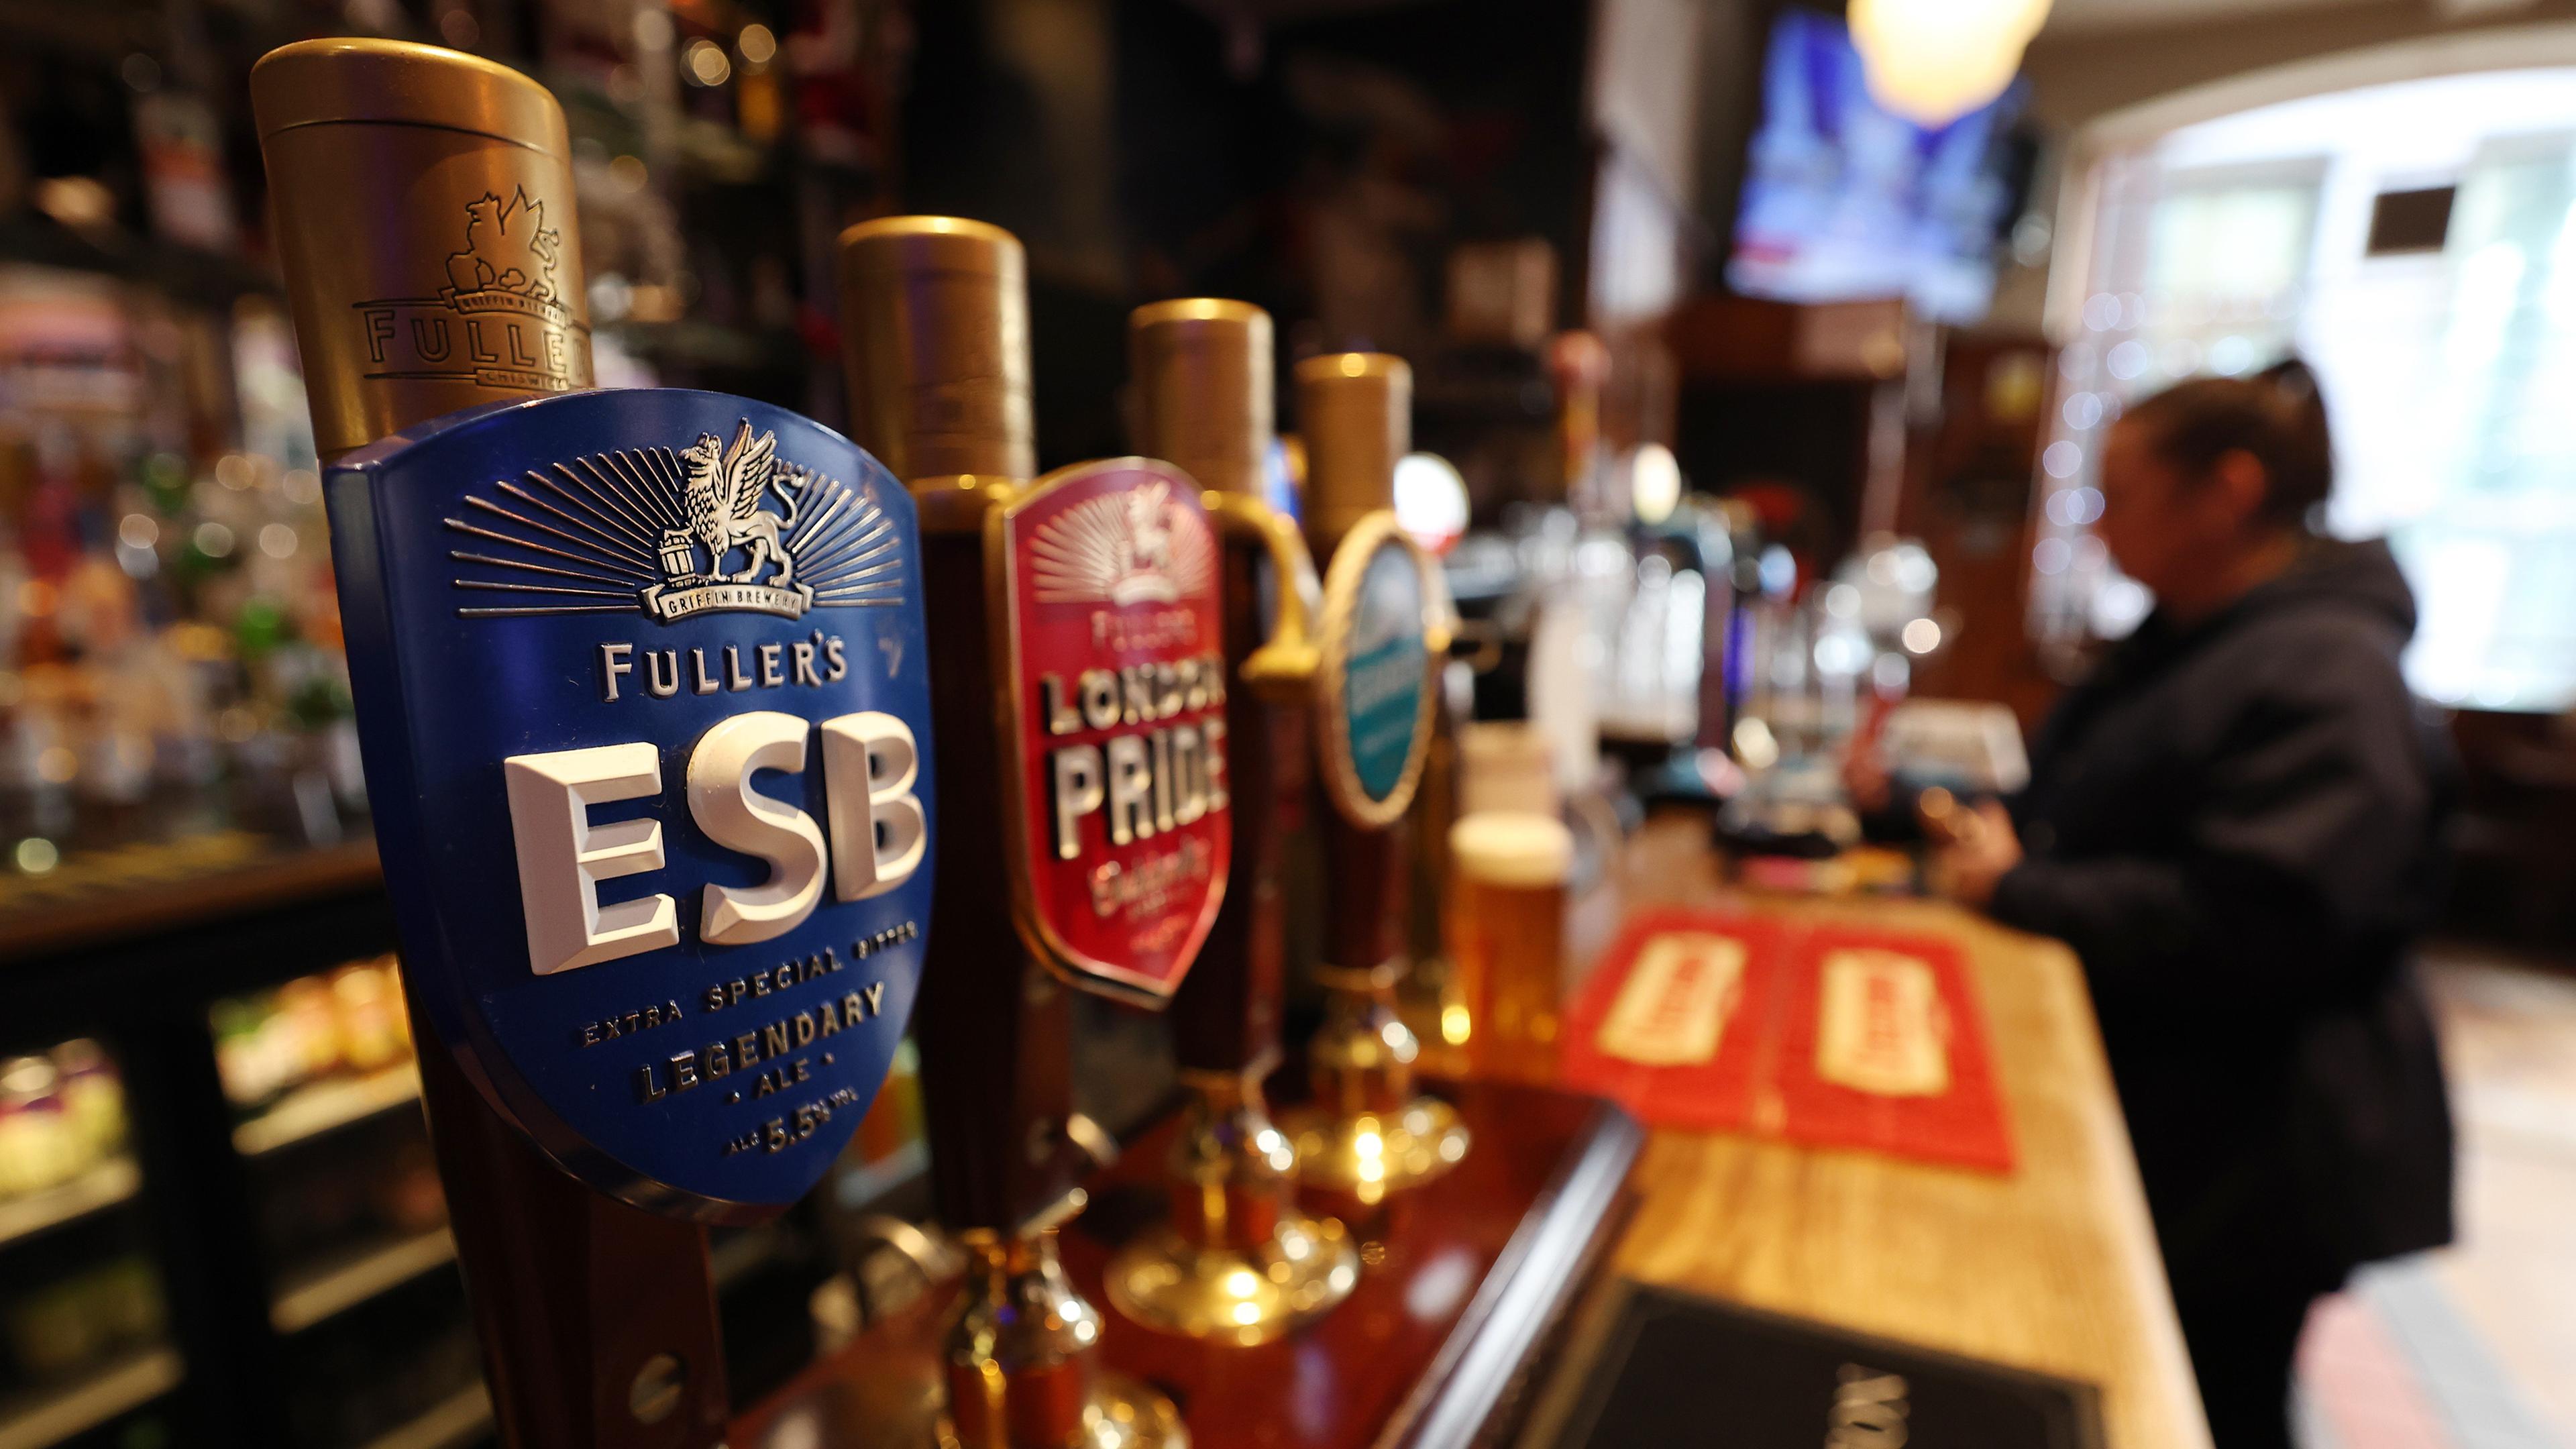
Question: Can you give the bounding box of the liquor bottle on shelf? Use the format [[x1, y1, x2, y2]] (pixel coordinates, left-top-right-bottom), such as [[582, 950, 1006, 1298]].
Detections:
[[1276, 354, 1468, 1205], [1104, 299, 1357, 1343], [210, 956, 413, 1117], [839, 216, 1203, 1449], [0, 1032, 163, 1448], [0, 1042, 126, 1202]]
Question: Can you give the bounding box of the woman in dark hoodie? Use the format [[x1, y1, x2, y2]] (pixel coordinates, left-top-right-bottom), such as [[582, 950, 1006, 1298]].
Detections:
[[1917, 363, 2455, 1448]]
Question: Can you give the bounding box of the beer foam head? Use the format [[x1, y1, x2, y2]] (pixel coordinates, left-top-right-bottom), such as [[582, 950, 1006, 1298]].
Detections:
[[1449, 810, 1574, 889]]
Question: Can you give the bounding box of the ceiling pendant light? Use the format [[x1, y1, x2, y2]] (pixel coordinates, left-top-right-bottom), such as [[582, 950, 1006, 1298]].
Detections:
[[1848, 0, 2052, 127]]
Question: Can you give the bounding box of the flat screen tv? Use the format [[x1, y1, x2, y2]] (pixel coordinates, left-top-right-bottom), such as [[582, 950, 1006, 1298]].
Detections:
[[1726, 8, 2027, 324]]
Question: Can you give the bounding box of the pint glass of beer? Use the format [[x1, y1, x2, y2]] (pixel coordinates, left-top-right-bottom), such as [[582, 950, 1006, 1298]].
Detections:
[[1444, 810, 1575, 1083]]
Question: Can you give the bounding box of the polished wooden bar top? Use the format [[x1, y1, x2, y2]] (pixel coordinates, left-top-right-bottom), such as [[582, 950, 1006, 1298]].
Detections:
[[1581, 813, 2212, 1449]]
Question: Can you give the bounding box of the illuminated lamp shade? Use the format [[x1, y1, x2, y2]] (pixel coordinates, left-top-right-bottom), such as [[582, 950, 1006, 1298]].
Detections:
[[1848, 0, 2051, 127], [1394, 451, 1470, 554]]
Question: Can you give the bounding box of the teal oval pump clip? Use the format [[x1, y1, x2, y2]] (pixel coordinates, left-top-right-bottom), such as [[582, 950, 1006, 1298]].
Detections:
[[325, 388, 936, 1220]]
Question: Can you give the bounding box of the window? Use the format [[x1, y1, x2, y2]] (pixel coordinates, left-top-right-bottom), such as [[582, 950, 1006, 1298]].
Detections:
[[2039, 70, 2576, 711]]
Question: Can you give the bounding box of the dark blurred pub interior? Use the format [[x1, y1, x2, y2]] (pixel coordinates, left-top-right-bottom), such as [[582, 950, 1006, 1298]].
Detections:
[[2, 0, 2575, 1446]]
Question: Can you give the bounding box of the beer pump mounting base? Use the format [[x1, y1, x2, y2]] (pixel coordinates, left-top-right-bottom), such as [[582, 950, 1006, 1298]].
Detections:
[[1104, 1071, 1359, 1344], [1067, 1375, 1188, 1449], [941, 1213, 1189, 1449], [1283, 1100, 1472, 1201], [941, 1368, 1184, 1449], [1279, 967, 1470, 1201], [1107, 1218, 1359, 1346]]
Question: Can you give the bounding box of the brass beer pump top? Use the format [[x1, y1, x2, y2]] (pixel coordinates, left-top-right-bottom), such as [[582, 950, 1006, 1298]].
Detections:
[[250, 39, 593, 458], [837, 215, 1036, 499], [1295, 352, 1411, 541], [250, 38, 569, 147], [1130, 299, 1273, 499]]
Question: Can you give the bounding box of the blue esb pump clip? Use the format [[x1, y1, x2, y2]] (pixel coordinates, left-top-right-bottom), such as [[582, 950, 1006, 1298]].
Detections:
[[325, 388, 936, 1220]]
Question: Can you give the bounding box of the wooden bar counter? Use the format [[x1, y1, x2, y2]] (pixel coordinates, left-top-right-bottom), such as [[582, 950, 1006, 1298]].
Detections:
[[732, 808, 2211, 1449], [1550, 811, 2212, 1449]]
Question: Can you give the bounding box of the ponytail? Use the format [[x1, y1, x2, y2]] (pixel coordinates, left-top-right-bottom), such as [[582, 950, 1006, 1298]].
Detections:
[[2125, 358, 2334, 528]]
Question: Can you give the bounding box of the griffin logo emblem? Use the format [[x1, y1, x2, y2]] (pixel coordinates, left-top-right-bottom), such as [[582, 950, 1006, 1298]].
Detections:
[[678, 422, 798, 592], [444, 188, 564, 305], [445, 420, 907, 622]]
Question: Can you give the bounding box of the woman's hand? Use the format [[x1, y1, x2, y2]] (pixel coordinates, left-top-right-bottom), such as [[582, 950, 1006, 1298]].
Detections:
[[1930, 798, 2023, 910], [1841, 738, 1894, 816]]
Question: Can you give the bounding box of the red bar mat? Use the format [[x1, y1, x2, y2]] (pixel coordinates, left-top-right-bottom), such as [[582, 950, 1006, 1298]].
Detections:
[[1560, 913, 2015, 1173], [1774, 924, 2015, 1172], [1560, 910, 1788, 1134]]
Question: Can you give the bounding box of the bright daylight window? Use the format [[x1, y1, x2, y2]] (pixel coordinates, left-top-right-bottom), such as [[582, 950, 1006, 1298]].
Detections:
[[2035, 69, 2576, 712]]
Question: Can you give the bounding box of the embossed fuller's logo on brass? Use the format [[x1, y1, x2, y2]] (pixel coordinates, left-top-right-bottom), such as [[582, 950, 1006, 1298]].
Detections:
[[354, 187, 590, 394], [994, 460, 1230, 1005], [445, 419, 905, 625]]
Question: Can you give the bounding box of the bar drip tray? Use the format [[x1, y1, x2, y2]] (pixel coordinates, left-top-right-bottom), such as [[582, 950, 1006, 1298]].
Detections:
[[1523, 1282, 2107, 1449]]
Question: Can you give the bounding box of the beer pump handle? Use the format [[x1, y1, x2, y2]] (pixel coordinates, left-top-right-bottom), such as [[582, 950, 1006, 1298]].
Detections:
[[252, 40, 726, 1449], [1279, 353, 1470, 1191], [1108, 305, 1359, 1347], [840, 237, 1197, 1446], [1294, 352, 1428, 979], [1130, 301, 1320, 1073], [837, 216, 1091, 1235], [1312, 521, 1422, 988]]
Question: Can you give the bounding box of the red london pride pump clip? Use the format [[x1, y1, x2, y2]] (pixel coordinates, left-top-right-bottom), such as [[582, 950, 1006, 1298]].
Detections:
[[991, 458, 1232, 1006]]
